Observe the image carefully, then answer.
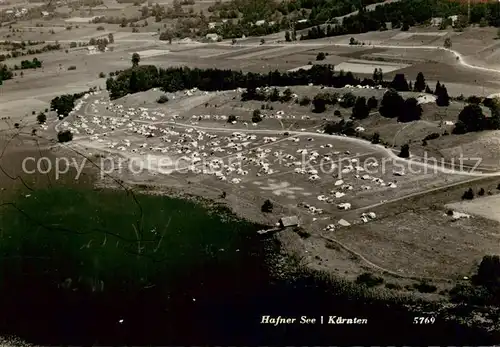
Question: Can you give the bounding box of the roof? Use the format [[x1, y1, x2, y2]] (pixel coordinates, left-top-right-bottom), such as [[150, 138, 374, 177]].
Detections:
[[279, 215, 299, 227]]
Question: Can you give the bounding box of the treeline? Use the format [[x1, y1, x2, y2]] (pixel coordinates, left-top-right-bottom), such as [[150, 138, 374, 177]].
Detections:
[[12, 57, 42, 70], [0, 43, 60, 62], [50, 88, 96, 118], [106, 64, 390, 100], [300, 0, 500, 40]]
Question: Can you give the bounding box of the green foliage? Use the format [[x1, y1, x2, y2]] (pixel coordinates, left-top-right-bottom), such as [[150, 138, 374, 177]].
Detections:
[[367, 96, 378, 109], [261, 199, 273, 212], [339, 92, 356, 108], [351, 96, 369, 119], [132, 52, 140, 67], [462, 187, 474, 200], [299, 96, 311, 106], [157, 95, 169, 103], [36, 112, 46, 124], [57, 130, 73, 143], [355, 272, 384, 287], [316, 52, 326, 61], [413, 282, 437, 293], [390, 73, 409, 91], [379, 89, 405, 118], [414, 72, 426, 92], [399, 144, 410, 158], [252, 109, 262, 123]]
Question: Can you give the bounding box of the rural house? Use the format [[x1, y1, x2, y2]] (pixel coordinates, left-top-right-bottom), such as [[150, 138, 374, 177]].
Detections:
[[279, 216, 299, 228]]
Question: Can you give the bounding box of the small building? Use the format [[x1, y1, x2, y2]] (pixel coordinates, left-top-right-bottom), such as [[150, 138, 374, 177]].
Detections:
[[279, 216, 299, 228], [205, 33, 221, 42], [430, 17, 443, 26], [448, 15, 458, 26]]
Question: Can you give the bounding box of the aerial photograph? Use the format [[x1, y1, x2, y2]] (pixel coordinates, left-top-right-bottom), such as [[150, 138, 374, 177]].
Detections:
[[1, 0, 500, 344]]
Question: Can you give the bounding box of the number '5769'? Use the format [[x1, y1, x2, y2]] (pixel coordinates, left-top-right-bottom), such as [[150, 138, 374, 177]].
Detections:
[[413, 317, 436, 324]]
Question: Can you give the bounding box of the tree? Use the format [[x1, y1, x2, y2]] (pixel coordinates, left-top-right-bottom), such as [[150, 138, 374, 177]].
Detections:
[[390, 73, 409, 91], [351, 96, 369, 119], [444, 37, 452, 49], [285, 30, 291, 42], [414, 72, 426, 92], [281, 88, 293, 102], [399, 97, 422, 122], [372, 68, 383, 83], [131, 52, 140, 67], [379, 89, 405, 118], [425, 85, 432, 94], [462, 187, 474, 200], [36, 112, 46, 124], [252, 109, 262, 123], [157, 95, 169, 103], [312, 94, 327, 113], [367, 96, 378, 109], [269, 88, 280, 102], [57, 130, 73, 142], [476, 255, 500, 286], [478, 187, 485, 196], [227, 114, 237, 123], [436, 84, 450, 106], [108, 33, 114, 44], [261, 199, 273, 212], [316, 52, 326, 60], [456, 104, 486, 133], [399, 144, 410, 158], [260, 38, 265, 45], [371, 132, 380, 144], [434, 81, 442, 95], [340, 92, 356, 108]]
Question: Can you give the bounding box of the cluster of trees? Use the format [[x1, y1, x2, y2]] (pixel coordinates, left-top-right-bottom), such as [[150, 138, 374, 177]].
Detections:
[[450, 254, 500, 306], [241, 87, 294, 102], [379, 89, 423, 122], [0, 43, 60, 62], [89, 37, 110, 52], [453, 103, 500, 134], [13, 57, 42, 70], [324, 119, 356, 136], [106, 61, 390, 100], [300, 0, 492, 40], [50, 89, 95, 118], [0, 64, 13, 83]]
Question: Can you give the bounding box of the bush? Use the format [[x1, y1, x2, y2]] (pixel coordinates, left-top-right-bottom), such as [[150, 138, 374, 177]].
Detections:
[[57, 130, 73, 143], [367, 96, 378, 109], [227, 114, 237, 123], [252, 109, 262, 123], [339, 92, 356, 108], [299, 96, 311, 106], [294, 227, 311, 238], [423, 133, 440, 141], [355, 272, 384, 287], [398, 144, 410, 158], [98, 72, 106, 78], [413, 281, 437, 293], [36, 113, 46, 124], [478, 187, 485, 196], [316, 52, 326, 61], [97, 26, 105, 30], [67, 66, 76, 70], [157, 95, 169, 104], [261, 199, 273, 213], [371, 132, 380, 144], [385, 282, 402, 290], [462, 188, 474, 200]]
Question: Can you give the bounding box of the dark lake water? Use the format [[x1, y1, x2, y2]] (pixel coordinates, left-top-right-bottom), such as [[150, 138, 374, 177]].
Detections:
[[0, 233, 496, 346], [0, 184, 496, 346]]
